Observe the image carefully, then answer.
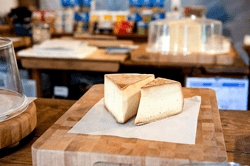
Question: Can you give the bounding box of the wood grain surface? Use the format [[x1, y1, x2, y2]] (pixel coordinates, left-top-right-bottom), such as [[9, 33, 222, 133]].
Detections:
[[74, 33, 117, 40], [18, 49, 128, 72], [0, 102, 37, 149], [13, 36, 32, 49], [0, 98, 249, 165], [61, 37, 134, 48], [220, 110, 250, 165], [123, 46, 249, 77], [32, 84, 227, 166], [0, 99, 76, 166], [131, 44, 236, 65]]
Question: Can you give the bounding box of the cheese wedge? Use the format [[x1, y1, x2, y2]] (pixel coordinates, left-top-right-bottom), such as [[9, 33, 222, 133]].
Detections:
[[135, 77, 184, 125], [104, 73, 155, 123]]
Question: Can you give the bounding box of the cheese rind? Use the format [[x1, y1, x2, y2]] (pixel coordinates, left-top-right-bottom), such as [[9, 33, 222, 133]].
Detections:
[[104, 73, 155, 123], [135, 77, 184, 125]]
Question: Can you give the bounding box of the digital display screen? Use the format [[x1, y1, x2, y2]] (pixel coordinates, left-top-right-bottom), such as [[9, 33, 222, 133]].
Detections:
[[185, 77, 249, 110]]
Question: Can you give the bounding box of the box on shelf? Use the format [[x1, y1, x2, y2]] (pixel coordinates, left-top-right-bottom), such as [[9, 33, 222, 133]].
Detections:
[[89, 10, 130, 34], [113, 21, 134, 35], [129, 0, 165, 34], [21, 79, 37, 97]]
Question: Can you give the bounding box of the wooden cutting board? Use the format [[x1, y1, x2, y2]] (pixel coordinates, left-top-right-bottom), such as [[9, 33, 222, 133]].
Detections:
[[131, 44, 236, 65], [18, 49, 128, 72], [0, 102, 37, 149], [32, 84, 227, 166]]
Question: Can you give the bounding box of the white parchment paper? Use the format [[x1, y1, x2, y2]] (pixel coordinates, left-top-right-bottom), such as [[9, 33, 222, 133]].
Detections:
[[68, 96, 201, 145]]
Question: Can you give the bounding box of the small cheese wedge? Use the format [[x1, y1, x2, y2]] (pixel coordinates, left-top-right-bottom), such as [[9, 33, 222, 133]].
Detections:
[[135, 77, 184, 125], [104, 73, 155, 123]]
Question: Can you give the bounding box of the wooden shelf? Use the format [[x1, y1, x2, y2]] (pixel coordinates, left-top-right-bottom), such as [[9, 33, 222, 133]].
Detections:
[[74, 32, 148, 43], [52, 32, 73, 37], [0, 25, 11, 31]]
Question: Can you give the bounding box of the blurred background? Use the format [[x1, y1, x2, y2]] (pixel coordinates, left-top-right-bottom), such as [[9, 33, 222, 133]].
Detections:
[[37, 0, 250, 65], [0, 0, 249, 110], [1, 0, 248, 64]]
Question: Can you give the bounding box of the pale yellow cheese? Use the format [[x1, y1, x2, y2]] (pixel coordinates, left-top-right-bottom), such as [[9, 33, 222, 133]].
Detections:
[[104, 73, 155, 123], [135, 77, 184, 125]]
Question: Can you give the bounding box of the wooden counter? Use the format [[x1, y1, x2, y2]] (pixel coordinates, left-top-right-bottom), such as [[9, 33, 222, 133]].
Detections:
[[124, 44, 249, 77], [0, 92, 249, 165], [17, 48, 128, 97], [16, 38, 249, 98]]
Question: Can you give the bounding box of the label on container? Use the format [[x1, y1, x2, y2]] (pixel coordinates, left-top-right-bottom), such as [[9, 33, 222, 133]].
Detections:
[[54, 20, 64, 33], [64, 20, 74, 33], [137, 21, 145, 27], [153, 12, 165, 20], [54, 86, 69, 98], [75, 0, 79, 5], [116, 15, 125, 22], [104, 15, 112, 21], [128, 13, 142, 22], [90, 15, 99, 22], [129, 0, 143, 8], [154, 0, 165, 8], [143, 0, 154, 8], [64, 8, 75, 21], [61, 0, 67, 7], [83, 0, 91, 8], [137, 21, 146, 35], [61, 0, 75, 7], [76, 12, 89, 21]]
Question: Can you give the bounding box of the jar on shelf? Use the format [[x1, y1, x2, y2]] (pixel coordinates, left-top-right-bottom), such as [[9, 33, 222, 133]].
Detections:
[[32, 22, 51, 44]]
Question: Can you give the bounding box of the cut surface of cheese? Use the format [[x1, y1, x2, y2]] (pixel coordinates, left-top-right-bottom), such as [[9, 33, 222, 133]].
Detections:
[[135, 77, 184, 125], [104, 73, 155, 123]]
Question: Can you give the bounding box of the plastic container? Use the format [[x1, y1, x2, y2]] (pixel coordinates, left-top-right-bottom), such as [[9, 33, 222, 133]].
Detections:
[[178, 162, 243, 166], [143, 0, 154, 8], [137, 21, 147, 35], [14, 23, 32, 36], [146, 17, 226, 55], [0, 38, 29, 121], [54, 19, 64, 33], [153, 12, 165, 20], [141, 10, 154, 23], [21, 79, 37, 97], [32, 22, 51, 43]]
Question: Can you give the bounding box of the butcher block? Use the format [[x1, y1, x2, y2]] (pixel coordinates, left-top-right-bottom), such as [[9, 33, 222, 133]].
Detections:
[[32, 84, 227, 166]]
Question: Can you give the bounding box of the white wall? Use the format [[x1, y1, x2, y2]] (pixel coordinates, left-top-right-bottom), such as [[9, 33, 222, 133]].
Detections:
[[0, 0, 18, 16]]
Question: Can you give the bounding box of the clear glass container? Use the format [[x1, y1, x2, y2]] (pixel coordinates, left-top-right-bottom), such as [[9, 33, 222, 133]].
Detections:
[[0, 38, 28, 121], [146, 17, 227, 56], [32, 22, 51, 44]]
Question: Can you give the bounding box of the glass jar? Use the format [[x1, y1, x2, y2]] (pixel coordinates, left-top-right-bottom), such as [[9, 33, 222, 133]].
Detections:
[[0, 38, 29, 121], [32, 22, 51, 44]]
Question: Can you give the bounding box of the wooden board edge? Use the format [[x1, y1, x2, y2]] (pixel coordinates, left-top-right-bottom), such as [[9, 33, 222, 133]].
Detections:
[[20, 59, 121, 72], [0, 102, 37, 149], [31, 150, 192, 166], [208, 89, 228, 162], [131, 44, 235, 66], [31, 85, 228, 165]]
